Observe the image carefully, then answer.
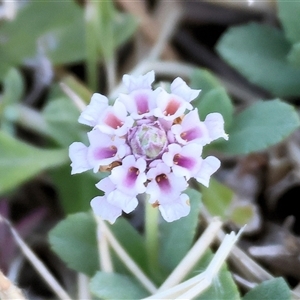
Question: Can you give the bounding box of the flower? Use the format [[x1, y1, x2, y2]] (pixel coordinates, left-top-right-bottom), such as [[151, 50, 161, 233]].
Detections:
[[109, 155, 147, 196], [69, 71, 227, 223], [69, 128, 129, 174], [162, 143, 203, 179]]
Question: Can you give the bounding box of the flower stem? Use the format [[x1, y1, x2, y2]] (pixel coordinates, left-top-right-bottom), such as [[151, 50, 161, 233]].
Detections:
[[145, 201, 160, 276]]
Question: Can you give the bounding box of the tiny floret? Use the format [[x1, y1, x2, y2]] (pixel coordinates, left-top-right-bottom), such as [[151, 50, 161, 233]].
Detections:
[[69, 72, 227, 223]]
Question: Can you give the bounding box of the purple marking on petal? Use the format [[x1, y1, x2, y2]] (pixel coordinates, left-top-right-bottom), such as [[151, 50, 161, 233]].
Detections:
[[174, 154, 196, 170], [135, 93, 149, 114], [165, 98, 180, 116], [156, 174, 171, 193], [181, 126, 203, 141], [125, 167, 139, 188], [104, 113, 123, 129], [94, 146, 117, 160]]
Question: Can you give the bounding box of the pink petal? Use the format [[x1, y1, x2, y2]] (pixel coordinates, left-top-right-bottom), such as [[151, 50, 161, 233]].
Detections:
[[110, 156, 147, 196], [119, 89, 159, 119], [147, 162, 170, 180], [172, 109, 210, 145], [87, 129, 128, 171], [154, 90, 191, 121], [93, 146, 117, 160], [163, 143, 203, 179], [146, 163, 188, 203], [134, 92, 150, 114], [104, 113, 123, 129], [165, 98, 181, 116], [97, 101, 134, 136]]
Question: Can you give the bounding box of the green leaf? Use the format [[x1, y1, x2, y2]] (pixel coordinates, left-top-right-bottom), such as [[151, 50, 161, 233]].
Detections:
[[0, 131, 68, 195], [44, 17, 85, 65], [230, 203, 255, 226], [0, 1, 84, 68], [197, 87, 234, 129], [202, 180, 254, 226], [216, 23, 300, 97], [1, 68, 24, 134], [277, 1, 300, 44], [201, 178, 234, 219], [1, 68, 24, 106], [216, 99, 300, 155], [113, 13, 138, 48], [85, 1, 137, 89], [85, 1, 105, 90], [193, 250, 240, 300], [159, 188, 201, 271], [0, 49, 14, 80], [90, 272, 149, 299], [50, 165, 101, 214], [43, 97, 82, 147], [287, 42, 300, 67], [97, 1, 115, 61], [94, 2, 137, 61], [49, 212, 99, 276], [243, 277, 291, 300], [197, 270, 240, 300], [190, 69, 222, 99]]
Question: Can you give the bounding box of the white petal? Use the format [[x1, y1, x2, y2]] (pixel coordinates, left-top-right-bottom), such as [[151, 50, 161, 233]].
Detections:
[[171, 77, 201, 102], [69, 142, 91, 174], [122, 70, 155, 93], [95, 177, 116, 194], [78, 93, 108, 126], [90, 196, 122, 224], [195, 156, 221, 187], [108, 190, 138, 214], [159, 193, 190, 222], [204, 113, 228, 141]]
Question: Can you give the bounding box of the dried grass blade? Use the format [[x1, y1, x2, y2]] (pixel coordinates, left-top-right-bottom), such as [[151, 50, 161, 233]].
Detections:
[[0, 215, 71, 300], [96, 216, 157, 294]]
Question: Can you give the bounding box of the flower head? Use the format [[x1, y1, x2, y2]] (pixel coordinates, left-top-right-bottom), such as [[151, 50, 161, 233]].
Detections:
[[128, 120, 168, 159], [69, 71, 227, 223]]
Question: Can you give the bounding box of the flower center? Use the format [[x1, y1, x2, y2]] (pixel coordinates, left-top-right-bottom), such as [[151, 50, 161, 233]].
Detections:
[[128, 121, 168, 159]]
